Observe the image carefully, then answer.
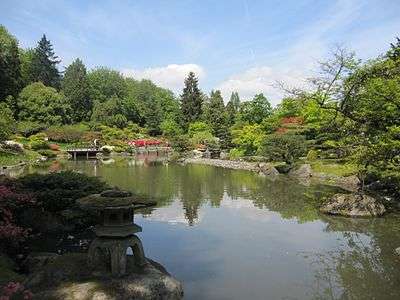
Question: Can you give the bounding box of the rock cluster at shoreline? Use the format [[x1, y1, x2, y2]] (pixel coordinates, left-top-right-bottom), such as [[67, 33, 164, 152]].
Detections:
[[183, 158, 260, 172], [320, 193, 386, 217], [183, 159, 361, 192], [24, 252, 183, 300]]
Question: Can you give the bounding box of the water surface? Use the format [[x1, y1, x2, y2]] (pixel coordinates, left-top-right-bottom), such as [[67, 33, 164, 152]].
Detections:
[[24, 157, 400, 299]]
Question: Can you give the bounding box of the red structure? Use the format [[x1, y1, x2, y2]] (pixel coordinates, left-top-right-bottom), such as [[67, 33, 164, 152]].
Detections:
[[127, 139, 164, 147]]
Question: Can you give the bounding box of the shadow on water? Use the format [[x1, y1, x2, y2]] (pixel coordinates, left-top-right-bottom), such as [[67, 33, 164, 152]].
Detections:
[[22, 157, 400, 300]]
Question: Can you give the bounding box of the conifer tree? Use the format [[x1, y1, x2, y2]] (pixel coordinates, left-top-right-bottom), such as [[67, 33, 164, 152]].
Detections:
[[230, 91, 240, 111], [62, 58, 92, 122], [226, 100, 236, 126], [206, 90, 231, 148], [30, 34, 61, 88], [181, 72, 202, 128]]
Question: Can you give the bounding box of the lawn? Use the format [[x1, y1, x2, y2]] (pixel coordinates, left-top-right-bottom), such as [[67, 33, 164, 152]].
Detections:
[[309, 159, 358, 177], [0, 150, 41, 167]]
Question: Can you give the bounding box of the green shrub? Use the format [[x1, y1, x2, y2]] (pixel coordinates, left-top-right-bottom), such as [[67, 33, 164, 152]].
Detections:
[[170, 135, 192, 153], [17, 171, 108, 212], [45, 124, 89, 143], [229, 148, 245, 160], [306, 149, 318, 161], [29, 140, 49, 150], [260, 133, 306, 165], [17, 121, 46, 137], [38, 150, 57, 158], [0, 103, 16, 142]]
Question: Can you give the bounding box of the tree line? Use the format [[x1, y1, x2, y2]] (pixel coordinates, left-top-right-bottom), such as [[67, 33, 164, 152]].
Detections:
[[1, 24, 399, 194]]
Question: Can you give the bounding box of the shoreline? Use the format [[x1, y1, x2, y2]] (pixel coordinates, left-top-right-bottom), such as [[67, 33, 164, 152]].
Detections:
[[182, 157, 361, 192], [183, 158, 260, 172]]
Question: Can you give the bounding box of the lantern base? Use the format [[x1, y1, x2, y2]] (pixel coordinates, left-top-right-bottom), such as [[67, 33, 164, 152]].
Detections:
[[87, 234, 146, 277]]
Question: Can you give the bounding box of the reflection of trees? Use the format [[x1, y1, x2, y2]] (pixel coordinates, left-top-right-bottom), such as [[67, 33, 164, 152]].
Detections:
[[57, 158, 343, 225], [304, 215, 400, 299]]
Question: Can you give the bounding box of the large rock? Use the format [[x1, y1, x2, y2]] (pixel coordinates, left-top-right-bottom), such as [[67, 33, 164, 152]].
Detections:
[[320, 193, 386, 217], [288, 164, 312, 179], [258, 163, 279, 177], [25, 253, 183, 300], [3, 140, 24, 152]]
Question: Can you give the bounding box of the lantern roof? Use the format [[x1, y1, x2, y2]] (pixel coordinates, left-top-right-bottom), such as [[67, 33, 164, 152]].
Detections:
[[78, 189, 156, 211]]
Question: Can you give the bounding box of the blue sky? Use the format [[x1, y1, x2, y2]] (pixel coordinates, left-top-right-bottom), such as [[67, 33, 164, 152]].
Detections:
[[1, 0, 399, 105]]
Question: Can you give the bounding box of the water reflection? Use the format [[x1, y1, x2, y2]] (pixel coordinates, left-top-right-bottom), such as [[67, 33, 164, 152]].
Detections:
[[23, 157, 400, 300]]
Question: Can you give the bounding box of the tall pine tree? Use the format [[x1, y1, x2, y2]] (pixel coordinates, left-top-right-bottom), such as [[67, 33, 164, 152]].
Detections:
[[230, 91, 240, 112], [181, 72, 202, 129], [206, 90, 231, 148], [62, 58, 92, 122], [30, 34, 61, 88], [225, 100, 236, 126]]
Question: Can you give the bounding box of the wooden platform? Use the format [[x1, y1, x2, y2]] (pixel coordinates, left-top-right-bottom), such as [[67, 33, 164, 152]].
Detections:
[[66, 148, 102, 159]]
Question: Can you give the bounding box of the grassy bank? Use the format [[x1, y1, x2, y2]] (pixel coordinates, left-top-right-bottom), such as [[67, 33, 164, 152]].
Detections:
[[0, 150, 41, 168]]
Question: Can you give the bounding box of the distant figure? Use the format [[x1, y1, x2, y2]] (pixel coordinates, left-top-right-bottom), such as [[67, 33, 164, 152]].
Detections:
[[94, 139, 98, 149]]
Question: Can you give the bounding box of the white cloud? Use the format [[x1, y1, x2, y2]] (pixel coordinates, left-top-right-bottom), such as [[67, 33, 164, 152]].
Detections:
[[217, 66, 307, 106], [215, 0, 364, 106], [122, 64, 205, 93]]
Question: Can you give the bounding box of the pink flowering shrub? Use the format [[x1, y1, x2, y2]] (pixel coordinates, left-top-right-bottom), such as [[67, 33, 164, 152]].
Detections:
[[0, 282, 33, 300], [0, 185, 35, 250]]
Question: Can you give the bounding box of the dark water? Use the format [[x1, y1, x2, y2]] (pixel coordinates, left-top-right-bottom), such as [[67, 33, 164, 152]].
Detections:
[[21, 157, 400, 299]]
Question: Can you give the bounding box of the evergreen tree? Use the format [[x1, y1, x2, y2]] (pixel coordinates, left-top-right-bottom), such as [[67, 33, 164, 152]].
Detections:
[[181, 72, 202, 128], [0, 25, 22, 107], [388, 37, 400, 61], [30, 34, 61, 88], [226, 100, 236, 126], [206, 90, 231, 148], [62, 58, 92, 122], [230, 91, 241, 112]]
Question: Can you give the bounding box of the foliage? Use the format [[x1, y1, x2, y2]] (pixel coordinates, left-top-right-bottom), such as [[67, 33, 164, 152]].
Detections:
[[306, 149, 318, 161], [204, 90, 231, 148], [16, 171, 108, 212], [45, 124, 89, 143], [100, 125, 141, 144], [160, 118, 183, 137], [37, 149, 57, 158], [170, 135, 193, 153], [88, 67, 127, 103], [0, 25, 21, 103], [239, 93, 272, 124], [0, 184, 35, 252], [229, 91, 240, 112], [0, 103, 16, 142], [181, 72, 203, 128], [62, 58, 92, 122], [231, 124, 264, 155], [16, 121, 46, 137], [29, 34, 61, 88], [310, 160, 357, 177], [188, 121, 212, 137], [0, 150, 40, 167], [28, 133, 49, 150], [261, 133, 307, 164], [0, 281, 33, 300], [229, 148, 245, 160], [18, 82, 71, 125], [190, 131, 216, 146]]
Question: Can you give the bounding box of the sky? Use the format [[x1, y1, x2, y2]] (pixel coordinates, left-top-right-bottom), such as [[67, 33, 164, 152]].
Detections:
[[1, 0, 399, 105]]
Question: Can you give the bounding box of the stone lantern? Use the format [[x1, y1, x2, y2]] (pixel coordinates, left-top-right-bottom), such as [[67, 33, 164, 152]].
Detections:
[[78, 190, 156, 277]]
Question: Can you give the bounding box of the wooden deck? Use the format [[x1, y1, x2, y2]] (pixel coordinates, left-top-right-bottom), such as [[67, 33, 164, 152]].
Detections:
[[66, 148, 102, 159]]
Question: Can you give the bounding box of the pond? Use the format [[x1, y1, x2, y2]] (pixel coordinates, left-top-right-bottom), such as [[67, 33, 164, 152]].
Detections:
[[20, 157, 400, 299]]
